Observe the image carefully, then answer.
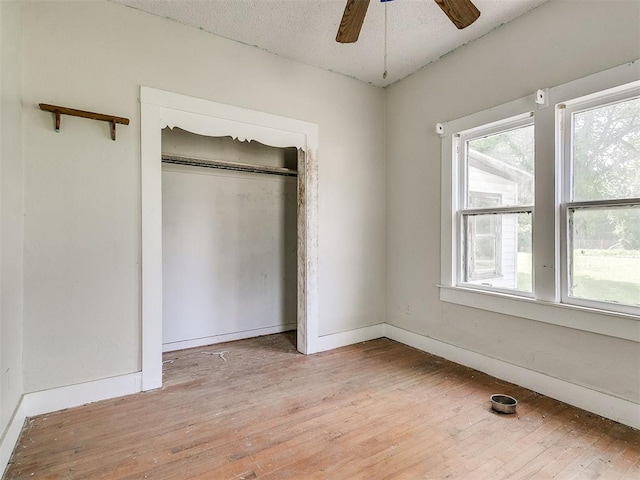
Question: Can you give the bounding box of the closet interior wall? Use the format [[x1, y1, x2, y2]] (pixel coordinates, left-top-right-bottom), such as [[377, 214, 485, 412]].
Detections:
[[161, 128, 298, 352]]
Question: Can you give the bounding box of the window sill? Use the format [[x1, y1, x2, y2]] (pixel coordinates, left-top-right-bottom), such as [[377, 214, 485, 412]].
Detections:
[[438, 285, 639, 342]]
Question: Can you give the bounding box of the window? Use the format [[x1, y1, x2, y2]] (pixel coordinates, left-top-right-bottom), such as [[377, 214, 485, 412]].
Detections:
[[560, 92, 640, 313], [457, 116, 534, 293], [440, 61, 639, 330]]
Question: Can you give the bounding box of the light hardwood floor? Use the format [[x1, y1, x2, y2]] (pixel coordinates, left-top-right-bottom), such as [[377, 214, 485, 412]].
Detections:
[[4, 333, 640, 479]]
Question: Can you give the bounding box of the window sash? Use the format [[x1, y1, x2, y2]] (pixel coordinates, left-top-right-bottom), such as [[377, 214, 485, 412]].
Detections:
[[559, 83, 640, 315], [455, 113, 534, 296], [457, 115, 534, 212], [458, 208, 534, 295], [561, 201, 640, 315], [559, 87, 640, 205]]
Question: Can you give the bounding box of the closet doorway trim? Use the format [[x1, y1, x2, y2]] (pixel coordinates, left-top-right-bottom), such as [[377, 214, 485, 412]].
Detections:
[[140, 87, 319, 390]]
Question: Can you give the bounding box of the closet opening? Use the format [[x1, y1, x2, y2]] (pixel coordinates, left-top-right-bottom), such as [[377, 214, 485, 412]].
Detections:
[[141, 86, 319, 389], [161, 127, 298, 352]]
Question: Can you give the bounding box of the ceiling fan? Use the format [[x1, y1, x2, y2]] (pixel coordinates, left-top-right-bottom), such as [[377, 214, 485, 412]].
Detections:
[[336, 0, 481, 43]]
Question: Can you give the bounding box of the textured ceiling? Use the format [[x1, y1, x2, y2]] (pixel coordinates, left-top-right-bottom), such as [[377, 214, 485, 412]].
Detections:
[[114, 0, 549, 87]]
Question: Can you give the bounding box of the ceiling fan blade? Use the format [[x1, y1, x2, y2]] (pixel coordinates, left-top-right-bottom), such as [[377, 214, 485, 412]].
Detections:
[[434, 0, 480, 29], [336, 0, 371, 43]]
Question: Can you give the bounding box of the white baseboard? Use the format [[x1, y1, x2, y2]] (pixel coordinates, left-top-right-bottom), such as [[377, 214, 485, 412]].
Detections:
[[1, 371, 142, 475], [316, 323, 385, 352], [162, 324, 297, 352], [384, 324, 640, 430], [23, 372, 143, 418], [1, 399, 26, 477]]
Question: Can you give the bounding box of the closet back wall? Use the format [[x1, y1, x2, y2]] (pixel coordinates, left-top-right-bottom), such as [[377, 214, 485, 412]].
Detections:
[[161, 129, 297, 351]]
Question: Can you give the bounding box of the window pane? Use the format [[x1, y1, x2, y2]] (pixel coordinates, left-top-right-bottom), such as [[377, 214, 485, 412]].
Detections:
[[572, 97, 640, 201], [569, 206, 640, 306], [464, 212, 532, 292], [467, 125, 534, 207]]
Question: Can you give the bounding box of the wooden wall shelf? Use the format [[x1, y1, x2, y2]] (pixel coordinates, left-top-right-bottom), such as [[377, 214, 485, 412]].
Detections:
[[39, 103, 130, 141]]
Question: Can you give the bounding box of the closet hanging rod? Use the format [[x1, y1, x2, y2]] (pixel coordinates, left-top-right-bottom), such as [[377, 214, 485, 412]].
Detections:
[[162, 154, 298, 177]]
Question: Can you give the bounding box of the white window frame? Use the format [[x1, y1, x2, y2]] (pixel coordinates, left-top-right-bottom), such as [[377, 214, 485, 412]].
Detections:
[[456, 114, 535, 296], [558, 86, 640, 315], [440, 61, 640, 343]]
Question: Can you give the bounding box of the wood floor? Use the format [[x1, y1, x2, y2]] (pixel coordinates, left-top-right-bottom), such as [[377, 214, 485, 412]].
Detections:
[[4, 333, 639, 479]]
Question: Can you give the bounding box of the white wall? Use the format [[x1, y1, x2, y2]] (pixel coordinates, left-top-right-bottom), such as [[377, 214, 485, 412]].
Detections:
[[0, 0, 24, 442], [21, 0, 385, 392], [386, 0, 640, 403], [162, 130, 297, 349]]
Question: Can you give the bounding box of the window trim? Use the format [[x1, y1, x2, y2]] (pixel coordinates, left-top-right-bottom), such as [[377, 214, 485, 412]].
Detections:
[[439, 284, 639, 342], [441, 96, 535, 288], [439, 60, 640, 341]]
